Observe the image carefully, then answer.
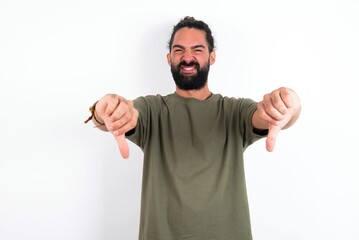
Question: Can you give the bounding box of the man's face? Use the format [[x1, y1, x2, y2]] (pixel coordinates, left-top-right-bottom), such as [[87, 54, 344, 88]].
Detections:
[[167, 28, 216, 90]]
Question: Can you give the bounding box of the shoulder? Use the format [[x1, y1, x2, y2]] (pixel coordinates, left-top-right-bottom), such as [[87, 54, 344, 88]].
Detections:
[[211, 94, 257, 107], [133, 93, 172, 103], [132, 93, 177, 112]]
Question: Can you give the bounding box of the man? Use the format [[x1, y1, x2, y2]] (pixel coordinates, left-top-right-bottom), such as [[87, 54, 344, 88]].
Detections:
[[86, 16, 301, 240]]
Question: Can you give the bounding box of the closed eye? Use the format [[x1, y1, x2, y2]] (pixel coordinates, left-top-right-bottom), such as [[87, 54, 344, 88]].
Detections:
[[173, 48, 184, 53]]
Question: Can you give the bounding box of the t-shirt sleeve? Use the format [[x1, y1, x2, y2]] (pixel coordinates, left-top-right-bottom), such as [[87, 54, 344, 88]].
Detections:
[[237, 98, 267, 148], [125, 96, 148, 149], [125, 95, 163, 150]]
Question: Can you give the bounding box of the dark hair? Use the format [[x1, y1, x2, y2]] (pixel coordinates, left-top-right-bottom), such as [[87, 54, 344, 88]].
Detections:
[[168, 16, 215, 52]]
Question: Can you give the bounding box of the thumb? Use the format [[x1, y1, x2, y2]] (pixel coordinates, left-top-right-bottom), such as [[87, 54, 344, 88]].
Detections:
[[265, 112, 292, 152], [103, 117, 130, 159], [114, 134, 130, 159], [266, 124, 280, 152]]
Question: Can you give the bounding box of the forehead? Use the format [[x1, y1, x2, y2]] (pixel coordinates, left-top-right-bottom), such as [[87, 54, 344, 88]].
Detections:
[[172, 27, 208, 48]]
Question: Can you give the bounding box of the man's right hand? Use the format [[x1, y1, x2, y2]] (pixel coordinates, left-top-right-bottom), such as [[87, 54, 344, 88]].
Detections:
[[94, 94, 139, 159]]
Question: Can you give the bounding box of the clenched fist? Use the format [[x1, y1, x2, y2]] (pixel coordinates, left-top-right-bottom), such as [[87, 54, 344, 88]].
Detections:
[[94, 94, 139, 158], [253, 87, 301, 152]]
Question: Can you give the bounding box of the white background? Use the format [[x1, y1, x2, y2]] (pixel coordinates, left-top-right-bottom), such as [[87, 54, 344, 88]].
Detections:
[[1, 0, 358, 239]]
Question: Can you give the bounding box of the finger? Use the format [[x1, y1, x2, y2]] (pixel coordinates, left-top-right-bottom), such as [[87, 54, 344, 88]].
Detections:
[[105, 98, 121, 118], [104, 117, 130, 159], [261, 95, 287, 123], [269, 91, 288, 116], [114, 134, 130, 159], [95, 95, 118, 118], [279, 87, 292, 106], [265, 112, 292, 152], [266, 124, 281, 152], [107, 101, 134, 131]]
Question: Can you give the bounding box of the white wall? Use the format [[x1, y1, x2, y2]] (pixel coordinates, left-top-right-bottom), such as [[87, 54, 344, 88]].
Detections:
[[1, 0, 358, 239]]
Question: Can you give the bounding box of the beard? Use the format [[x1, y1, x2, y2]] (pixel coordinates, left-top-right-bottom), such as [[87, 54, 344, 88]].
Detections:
[[170, 60, 210, 90]]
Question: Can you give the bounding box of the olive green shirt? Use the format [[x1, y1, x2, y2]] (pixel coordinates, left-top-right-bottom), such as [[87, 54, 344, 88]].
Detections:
[[127, 93, 266, 240]]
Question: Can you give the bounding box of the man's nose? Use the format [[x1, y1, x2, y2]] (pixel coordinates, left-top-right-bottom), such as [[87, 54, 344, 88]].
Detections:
[[182, 50, 194, 63]]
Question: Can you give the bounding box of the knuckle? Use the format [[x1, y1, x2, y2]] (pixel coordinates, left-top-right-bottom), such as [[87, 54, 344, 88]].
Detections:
[[103, 94, 117, 103]]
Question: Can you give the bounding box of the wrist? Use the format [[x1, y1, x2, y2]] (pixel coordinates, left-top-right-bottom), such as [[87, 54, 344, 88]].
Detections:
[[84, 101, 105, 127]]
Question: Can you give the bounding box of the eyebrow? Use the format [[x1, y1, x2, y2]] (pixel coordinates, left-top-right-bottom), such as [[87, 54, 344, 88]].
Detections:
[[172, 44, 206, 50]]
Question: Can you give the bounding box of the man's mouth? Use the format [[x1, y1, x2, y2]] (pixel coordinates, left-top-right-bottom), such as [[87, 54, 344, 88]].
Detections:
[[181, 66, 197, 74], [179, 61, 199, 75]]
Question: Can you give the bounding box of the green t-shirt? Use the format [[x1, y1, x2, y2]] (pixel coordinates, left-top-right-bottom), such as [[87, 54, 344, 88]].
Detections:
[[127, 92, 266, 240]]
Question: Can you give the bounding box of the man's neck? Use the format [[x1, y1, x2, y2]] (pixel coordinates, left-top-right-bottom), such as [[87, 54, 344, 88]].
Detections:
[[175, 85, 212, 100]]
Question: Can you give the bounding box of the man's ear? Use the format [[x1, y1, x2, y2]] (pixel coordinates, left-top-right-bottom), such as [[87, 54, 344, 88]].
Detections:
[[166, 52, 171, 65], [210, 51, 216, 65]]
